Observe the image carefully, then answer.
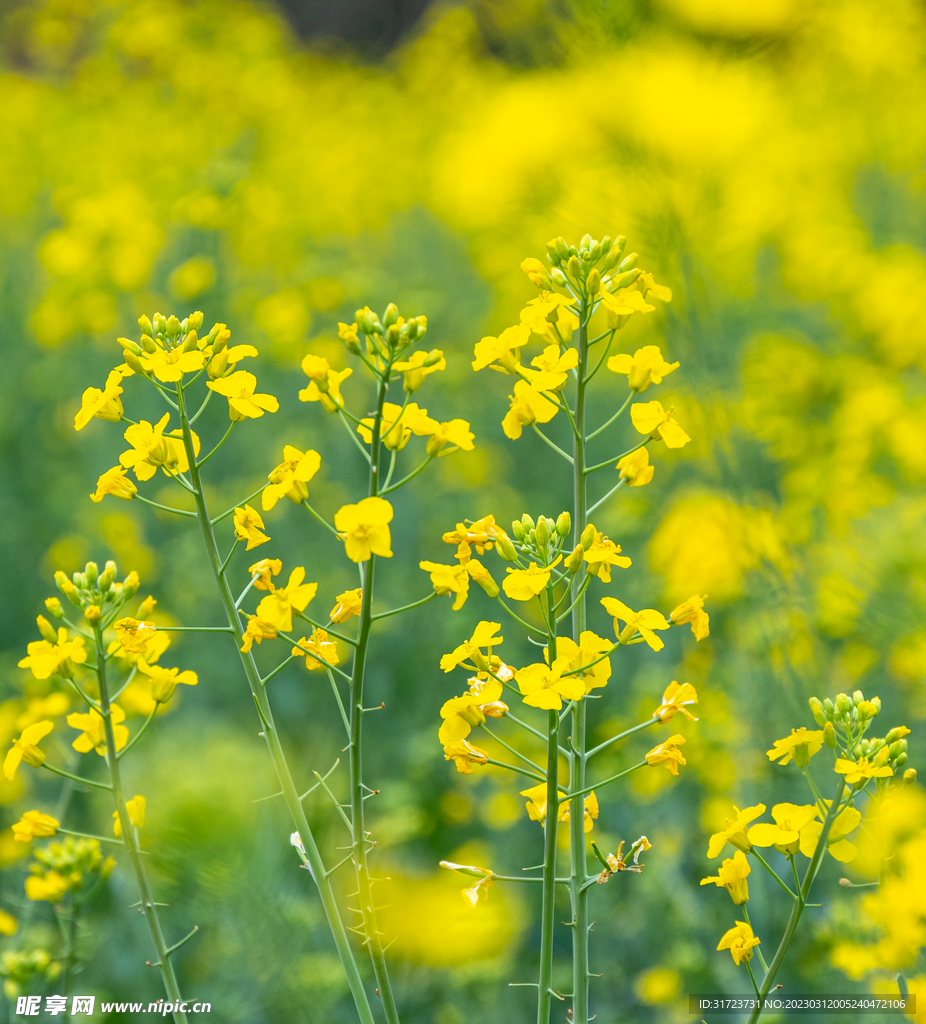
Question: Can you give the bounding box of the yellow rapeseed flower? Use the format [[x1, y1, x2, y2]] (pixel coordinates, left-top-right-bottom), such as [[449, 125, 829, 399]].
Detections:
[[255, 567, 317, 632], [835, 757, 894, 785], [330, 588, 363, 622], [767, 727, 825, 767], [335, 497, 394, 562], [420, 560, 471, 610], [12, 811, 59, 844], [298, 356, 353, 412], [424, 419, 476, 458], [74, 369, 124, 430], [262, 446, 321, 511], [630, 401, 691, 448], [357, 402, 436, 451], [597, 286, 655, 327], [520, 782, 568, 825], [137, 660, 198, 703], [443, 738, 489, 774], [438, 676, 505, 745], [207, 370, 279, 420], [119, 413, 197, 480], [503, 561, 553, 601], [516, 661, 584, 710], [549, 632, 612, 693], [392, 349, 446, 392], [601, 598, 670, 651], [18, 630, 87, 680], [139, 346, 206, 383], [645, 734, 687, 775], [502, 380, 559, 439], [701, 850, 751, 904], [472, 324, 530, 373], [3, 721, 54, 780], [90, 465, 137, 502], [442, 515, 507, 560], [748, 803, 819, 857], [717, 922, 760, 966], [520, 292, 578, 341], [520, 345, 579, 392], [249, 558, 282, 590], [798, 804, 862, 862], [582, 528, 632, 581], [561, 791, 599, 833], [617, 447, 654, 486], [67, 706, 128, 756], [654, 681, 699, 722], [292, 629, 339, 671], [240, 615, 278, 653], [707, 804, 767, 858], [113, 795, 146, 837], [234, 504, 270, 550], [113, 618, 157, 655], [607, 345, 679, 392], [669, 595, 710, 641], [440, 621, 503, 673]]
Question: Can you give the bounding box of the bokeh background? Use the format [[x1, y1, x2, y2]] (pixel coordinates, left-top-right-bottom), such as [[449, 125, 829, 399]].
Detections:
[[1, 0, 925, 1020]]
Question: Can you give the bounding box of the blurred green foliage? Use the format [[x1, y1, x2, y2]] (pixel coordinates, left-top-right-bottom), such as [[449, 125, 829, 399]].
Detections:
[[1, 0, 925, 1020]]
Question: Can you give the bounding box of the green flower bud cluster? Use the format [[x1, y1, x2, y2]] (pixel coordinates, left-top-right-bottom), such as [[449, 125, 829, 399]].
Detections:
[[508, 511, 572, 568], [810, 690, 881, 729], [810, 692, 912, 773], [352, 303, 428, 357], [545, 233, 628, 291], [54, 560, 139, 622], [0, 949, 60, 1000]]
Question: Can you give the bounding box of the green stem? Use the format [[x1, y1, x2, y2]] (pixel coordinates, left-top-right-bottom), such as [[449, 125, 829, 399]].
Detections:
[[134, 494, 197, 519], [302, 500, 342, 539], [536, 706, 560, 1024], [584, 437, 649, 475], [531, 424, 574, 465], [586, 718, 658, 759], [347, 371, 403, 1024], [42, 764, 111, 791], [93, 625, 188, 1024], [751, 848, 798, 901], [745, 778, 846, 1024], [371, 592, 437, 620], [174, 385, 377, 1024], [196, 419, 235, 468], [566, 761, 647, 802], [379, 456, 433, 496], [741, 905, 769, 973], [586, 389, 632, 441], [569, 293, 591, 1024]]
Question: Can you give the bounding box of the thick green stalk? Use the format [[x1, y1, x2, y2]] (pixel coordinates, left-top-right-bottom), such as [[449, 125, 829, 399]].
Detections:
[[745, 778, 847, 1024], [536, 704, 560, 1024], [569, 295, 591, 1024], [175, 387, 376, 1024], [347, 371, 402, 1024], [94, 627, 188, 1024]]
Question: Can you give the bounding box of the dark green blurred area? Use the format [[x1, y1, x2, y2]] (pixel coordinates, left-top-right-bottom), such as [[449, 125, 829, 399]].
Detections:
[[1, 0, 926, 1020]]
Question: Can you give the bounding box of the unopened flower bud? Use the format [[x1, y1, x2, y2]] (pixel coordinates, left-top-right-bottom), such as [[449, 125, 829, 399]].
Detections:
[[382, 303, 399, 328], [45, 597, 64, 619], [123, 572, 140, 600], [535, 517, 549, 551], [84, 561, 98, 586], [137, 595, 156, 618], [809, 697, 826, 726], [886, 727, 911, 744], [495, 534, 518, 562], [547, 237, 570, 262], [481, 701, 508, 718], [187, 310, 204, 332], [565, 544, 585, 573], [213, 326, 230, 354], [566, 256, 581, 279], [139, 333, 158, 353], [580, 233, 593, 251], [610, 268, 642, 291], [617, 252, 638, 272], [98, 562, 115, 592], [123, 349, 146, 375], [551, 268, 568, 288], [904, 768, 917, 785], [208, 347, 229, 379], [355, 306, 377, 334], [580, 524, 596, 550], [588, 242, 602, 262], [556, 512, 571, 537], [600, 236, 612, 254], [166, 315, 182, 338], [468, 562, 500, 598], [118, 337, 142, 355], [836, 693, 853, 715], [823, 721, 836, 748], [872, 746, 890, 767], [423, 348, 442, 367], [511, 521, 524, 541], [823, 697, 835, 717], [84, 605, 101, 625], [182, 330, 198, 352], [138, 315, 154, 337], [36, 616, 58, 643], [586, 268, 600, 295], [857, 700, 879, 720], [153, 313, 168, 335], [385, 323, 400, 348], [889, 739, 907, 759], [55, 571, 82, 608], [21, 746, 46, 770], [895, 751, 908, 767], [521, 514, 535, 531]]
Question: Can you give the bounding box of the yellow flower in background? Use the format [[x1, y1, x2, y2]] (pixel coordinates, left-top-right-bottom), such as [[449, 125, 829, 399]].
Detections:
[[617, 447, 654, 486], [6, 718, 50, 782], [582, 529, 632, 581], [502, 380, 558, 439], [335, 496, 394, 561], [608, 346, 679, 392], [292, 629, 339, 670], [16, 693, 71, 729], [749, 803, 819, 857], [520, 345, 578, 392], [654, 681, 699, 722], [472, 324, 530, 372], [74, 369, 124, 430], [645, 734, 687, 775], [438, 676, 505, 745], [299, 356, 352, 411], [717, 922, 760, 966], [113, 795, 145, 837], [137, 660, 198, 703], [240, 615, 277, 653], [0, 910, 15, 936], [441, 621, 503, 673], [113, 618, 157, 655], [262, 446, 321, 510], [503, 561, 553, 601], [392, 349, 446, 392], [835, 757, 894, 785], [707, 804, 767, 858], [26, 871, 70, 903], [767, 727, 825, 767], [520, 782, 567, 825], [601, 598, 670, 651], [18, 630, 87, 679], [13, 811, 59, 843], [630, 401, 691, 448], [249, 558, 282, 590], [700, 849, 751, 904], [561, 791, 599, 833], [207, 370, 279, 420], [90, 465, 137, 502], [139, 346, 206, 382], [255, 567, 317, 632], [234, 504, 270, 550], [669, 594, 710, 640], [420, 560, 471, 610], [443, 738, 490, 774], [68, 706, 128, 755], [330, 588, 363, 622]]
